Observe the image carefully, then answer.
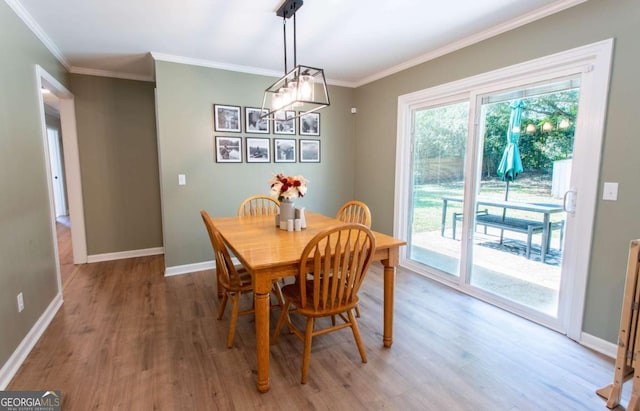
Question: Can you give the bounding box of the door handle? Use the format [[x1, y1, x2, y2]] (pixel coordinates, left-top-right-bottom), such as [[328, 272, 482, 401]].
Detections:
[[563, 190, 577, 214]]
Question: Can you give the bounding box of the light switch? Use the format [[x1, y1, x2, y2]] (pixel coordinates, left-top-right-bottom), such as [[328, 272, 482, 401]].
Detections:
[[178, 174, 186, 186], [603, 182, 618, 201]]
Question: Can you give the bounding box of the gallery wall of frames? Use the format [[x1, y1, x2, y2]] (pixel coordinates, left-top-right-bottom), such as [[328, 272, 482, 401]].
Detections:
[[213, 104, 321, 164]]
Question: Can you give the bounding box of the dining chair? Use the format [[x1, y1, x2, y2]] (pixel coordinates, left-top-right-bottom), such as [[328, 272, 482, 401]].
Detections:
[[272, 223, 376, 384], [238, 195, 280, 217], [336, 200, 371, 317], [336, 200, 372, 228], [201, 210, 284, 348]]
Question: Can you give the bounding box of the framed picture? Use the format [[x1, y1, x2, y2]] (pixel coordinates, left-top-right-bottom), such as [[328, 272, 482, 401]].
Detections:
[[246, 137, 271, 163], [215, 136, 242, 163], [245, 107, 270, 134], [274, 110, 296, 135], [299, 139, 320, 163], [299, 112, 320, 136], [214, 104, 241, 132], [274, 139, 296, 163]]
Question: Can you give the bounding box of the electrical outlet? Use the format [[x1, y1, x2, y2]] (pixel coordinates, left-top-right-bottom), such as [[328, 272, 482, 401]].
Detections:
[[17, 292, 24, 312]]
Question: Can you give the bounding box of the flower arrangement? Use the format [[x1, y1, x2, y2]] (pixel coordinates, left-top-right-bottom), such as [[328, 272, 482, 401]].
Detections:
[[269, 173, 308, 201]]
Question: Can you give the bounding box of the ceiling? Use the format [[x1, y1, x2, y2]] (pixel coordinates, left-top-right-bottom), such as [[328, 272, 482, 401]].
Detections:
[[11, 0, 583, 87]]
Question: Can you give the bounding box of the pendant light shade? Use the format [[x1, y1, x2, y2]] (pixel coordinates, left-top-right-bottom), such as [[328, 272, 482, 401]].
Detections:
[[261, 0, 330, 119], [262, 65, 329, 118]]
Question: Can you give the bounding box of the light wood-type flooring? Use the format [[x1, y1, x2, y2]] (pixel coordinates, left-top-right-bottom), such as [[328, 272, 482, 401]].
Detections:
[[55, 216, 75, 286], [8, 255, 625, 410]]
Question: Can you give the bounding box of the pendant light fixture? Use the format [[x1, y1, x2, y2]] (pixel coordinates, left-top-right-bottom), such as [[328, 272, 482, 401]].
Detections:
[[261, 0, 330, 119]]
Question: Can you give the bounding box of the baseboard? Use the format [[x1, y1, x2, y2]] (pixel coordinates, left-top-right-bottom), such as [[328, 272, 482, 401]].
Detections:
[[164, 260, 214, 277], [87, 247, 164, 263], [580, 331, 617, 358], [0, 292, 63, 389]]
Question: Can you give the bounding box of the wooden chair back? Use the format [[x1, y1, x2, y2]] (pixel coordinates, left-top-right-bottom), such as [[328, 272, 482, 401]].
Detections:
[[336, 200, 372, 227], [238, 195, 280, 217], [201, 210, 244, 290], [298, 224, 376, 314]]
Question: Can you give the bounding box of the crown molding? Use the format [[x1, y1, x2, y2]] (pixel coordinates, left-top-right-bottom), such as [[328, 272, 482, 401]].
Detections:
[[69, 66, 155, 82], [4, 0, 71, 71], [354, 0, 588, 88], [150, 52, 355, 88], [151, 51, 282, 77]]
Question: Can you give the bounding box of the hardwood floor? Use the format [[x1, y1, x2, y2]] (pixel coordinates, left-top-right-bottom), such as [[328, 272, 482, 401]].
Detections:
[[55, 216, 75, 286], [8, 255, 625, 410]]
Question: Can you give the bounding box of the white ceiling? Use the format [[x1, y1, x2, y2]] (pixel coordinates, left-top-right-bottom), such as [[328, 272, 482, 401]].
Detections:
[[11, 0, 583, 87]]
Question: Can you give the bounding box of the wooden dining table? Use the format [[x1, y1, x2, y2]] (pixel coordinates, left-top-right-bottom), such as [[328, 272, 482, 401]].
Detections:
[[212, 211, 406, 392]]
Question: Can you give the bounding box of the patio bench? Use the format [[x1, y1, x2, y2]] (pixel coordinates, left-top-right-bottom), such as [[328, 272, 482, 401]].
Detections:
[[452, 211, 564, 259]]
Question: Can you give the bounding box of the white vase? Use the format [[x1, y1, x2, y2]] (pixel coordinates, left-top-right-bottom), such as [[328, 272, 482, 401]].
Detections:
[[279, 198, 296, 223]]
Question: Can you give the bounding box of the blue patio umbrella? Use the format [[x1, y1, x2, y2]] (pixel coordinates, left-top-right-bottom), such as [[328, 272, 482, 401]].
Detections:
[[495, 99, 525, 244], [496, 99, 525, 201]]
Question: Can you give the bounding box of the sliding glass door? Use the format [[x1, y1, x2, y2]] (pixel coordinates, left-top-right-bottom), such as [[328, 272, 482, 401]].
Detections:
[[408, 101, 469, 278], [404, 78, 580, 326], [396, 41, 612, 337], [469, 80, 579, 318]]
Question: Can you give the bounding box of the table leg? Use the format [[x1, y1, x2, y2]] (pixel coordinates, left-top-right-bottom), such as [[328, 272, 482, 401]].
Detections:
[[441, 199, 448, 237], [254, 280, 272, 393], [541, 213, 550, 263], [382, 253, 398, 348]]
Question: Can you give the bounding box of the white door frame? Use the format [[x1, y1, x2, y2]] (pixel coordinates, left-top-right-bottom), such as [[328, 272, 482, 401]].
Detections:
[[36, 65, 87, 276], [394, 39, 614, 341]]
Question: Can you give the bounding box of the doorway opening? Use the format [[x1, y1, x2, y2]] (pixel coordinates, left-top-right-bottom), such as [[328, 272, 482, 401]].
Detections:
[[44, 107, 74, 285], [36, 65, 87, 291]]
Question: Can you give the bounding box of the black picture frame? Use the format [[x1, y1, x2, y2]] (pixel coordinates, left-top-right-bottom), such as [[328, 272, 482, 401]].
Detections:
[[299, 139, 320, 163], [215, 136, 242, 163], [246, 137, 271, 163], [299, 112, 320, 136], [214, 104, 241, 133], [274, 138, 296, 163], [274, 110, 296, 135], [245, 107, 270, 134]]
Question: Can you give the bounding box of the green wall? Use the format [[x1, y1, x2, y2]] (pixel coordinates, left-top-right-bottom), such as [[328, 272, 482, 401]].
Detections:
[[155, 61, 355, 268], [0, 1, 68, 368], [353, 0, 640, 343], [70, 74, 162, 255]]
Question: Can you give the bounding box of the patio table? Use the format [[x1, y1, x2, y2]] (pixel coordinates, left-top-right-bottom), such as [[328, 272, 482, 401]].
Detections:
[[440, 196, 565, 262]]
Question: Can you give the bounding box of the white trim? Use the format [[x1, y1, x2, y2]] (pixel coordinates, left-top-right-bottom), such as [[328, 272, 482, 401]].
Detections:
[[69, 66, 155, 83], [0, 293, 63, 390], [356, 0, 587, 87], [36, 69, 63, 292], [36, 65, 88, 265], [561, 39, 615, 341], [87, 247, 164, 263], [164, 260, 214, 277], [150, 52, 354, 88], [164, 258, 244, 277], [395, 39, 614, 339], [4, 0, 70, 71], [580, 332, 616, 359], [151, 52, 280, 78]]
